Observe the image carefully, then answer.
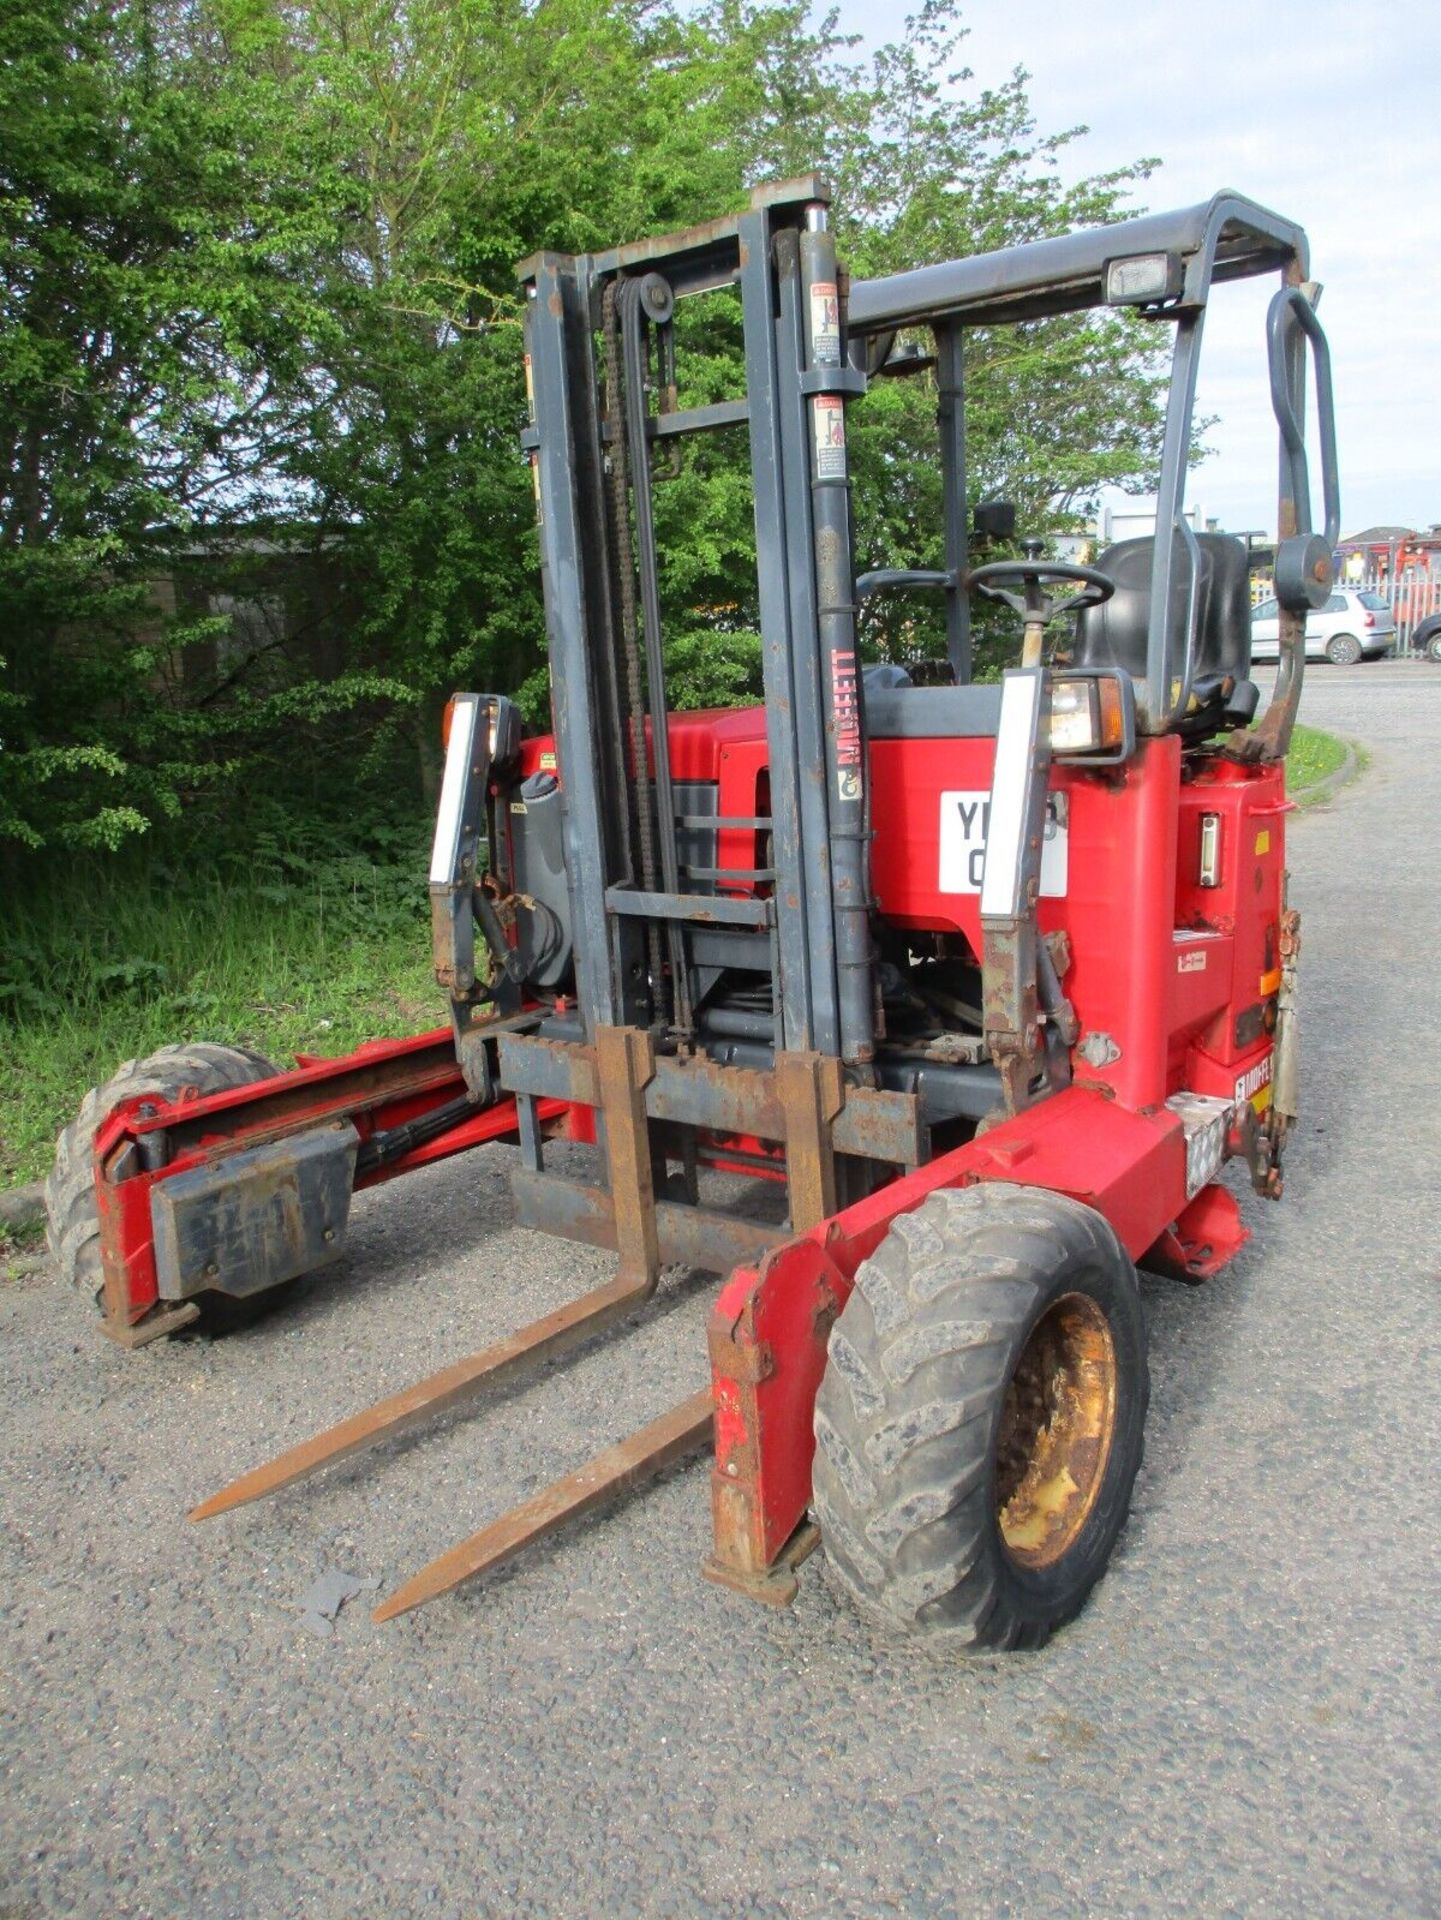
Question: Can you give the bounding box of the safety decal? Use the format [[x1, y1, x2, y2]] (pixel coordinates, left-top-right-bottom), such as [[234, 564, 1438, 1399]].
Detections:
[[1234, 1056, 1273, 1106], [812, 395, 847, 479], [810, 281, 842, 366]]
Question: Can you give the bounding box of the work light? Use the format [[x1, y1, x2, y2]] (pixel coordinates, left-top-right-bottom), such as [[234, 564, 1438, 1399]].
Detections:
[[1103, 251, 1184, 306]]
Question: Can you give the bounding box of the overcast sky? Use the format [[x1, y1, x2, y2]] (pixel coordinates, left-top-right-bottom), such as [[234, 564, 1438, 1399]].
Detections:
[[829, 0, 1440, 538]]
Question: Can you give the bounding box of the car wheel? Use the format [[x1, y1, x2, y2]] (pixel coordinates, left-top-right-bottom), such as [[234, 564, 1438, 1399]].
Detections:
[[1326, 632, 1363, 666], [1427, 631, 1441, 664]]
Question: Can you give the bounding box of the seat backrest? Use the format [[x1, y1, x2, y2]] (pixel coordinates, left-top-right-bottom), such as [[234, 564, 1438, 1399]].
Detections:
[[1073, 532, 1253, 691]]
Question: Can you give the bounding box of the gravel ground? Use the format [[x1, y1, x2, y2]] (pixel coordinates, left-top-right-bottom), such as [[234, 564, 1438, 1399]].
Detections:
[[3, 663, 1440, 1919]]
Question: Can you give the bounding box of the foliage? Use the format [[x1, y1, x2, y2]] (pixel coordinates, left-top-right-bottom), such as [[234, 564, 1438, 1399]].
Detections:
[[0, 787, 436, 1184], [0, 0, 1173, 861], [811, 5, 1168, 669], [639, 3, 1171, 681], [0, 0, 391, 852]]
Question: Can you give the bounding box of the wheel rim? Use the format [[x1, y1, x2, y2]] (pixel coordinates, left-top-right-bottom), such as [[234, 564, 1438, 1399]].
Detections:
[[996, 1292, 1117, 1570]]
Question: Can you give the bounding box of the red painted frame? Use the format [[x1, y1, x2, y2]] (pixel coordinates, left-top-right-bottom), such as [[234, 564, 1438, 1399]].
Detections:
[[698, 723, 1286, 1585], [88, 700, 1288, 1600], [92, 1026, 580, 1331]]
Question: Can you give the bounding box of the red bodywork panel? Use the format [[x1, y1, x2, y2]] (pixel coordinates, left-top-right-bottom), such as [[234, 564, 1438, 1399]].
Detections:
[[659, 706, 1287, 1580], [642, 706, 1286, 1118], [708, 1086, 1207, 1577]]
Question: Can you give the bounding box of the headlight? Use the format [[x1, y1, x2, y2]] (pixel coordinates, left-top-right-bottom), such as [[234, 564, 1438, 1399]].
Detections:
[[1049, 676, 1126, 755]]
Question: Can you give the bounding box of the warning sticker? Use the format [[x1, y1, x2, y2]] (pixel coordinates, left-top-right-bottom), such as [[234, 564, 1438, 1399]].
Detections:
[[1234, 1055, 1272, 1106], [938, 790, 1068, 896], [812, 395, 847, 479], [810, 281, 841, 366]]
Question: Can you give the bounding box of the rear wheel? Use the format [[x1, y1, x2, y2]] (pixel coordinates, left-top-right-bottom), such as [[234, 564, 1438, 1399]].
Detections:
[[1426, 630, 1441, 664], [46, 1043, 278, 1328], [1326, 632, 1362, 665], [812, 1182, 1148, 1651]]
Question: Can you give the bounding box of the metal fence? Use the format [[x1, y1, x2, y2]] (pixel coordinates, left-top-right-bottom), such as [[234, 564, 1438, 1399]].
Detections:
[[1253, 566, 1441, 656], [1357, 570, 1441, 656]]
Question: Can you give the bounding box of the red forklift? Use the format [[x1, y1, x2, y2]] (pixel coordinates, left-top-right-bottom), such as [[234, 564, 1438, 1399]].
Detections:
[[49, 177, 1338, 1648]]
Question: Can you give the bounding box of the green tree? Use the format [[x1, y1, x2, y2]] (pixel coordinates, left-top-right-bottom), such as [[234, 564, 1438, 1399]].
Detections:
[[632, 1, 1172, 690], [0, 0, 370, 853], [1, 0, 1172, 859]]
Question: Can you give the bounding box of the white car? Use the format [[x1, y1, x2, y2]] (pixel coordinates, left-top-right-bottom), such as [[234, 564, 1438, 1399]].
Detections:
[[1250, 588, 1396, 664]]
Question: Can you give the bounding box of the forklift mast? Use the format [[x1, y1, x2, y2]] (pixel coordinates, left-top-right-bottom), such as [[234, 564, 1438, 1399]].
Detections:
[[483, 176, 1338, 1212], [519, 176, 873, 1070]]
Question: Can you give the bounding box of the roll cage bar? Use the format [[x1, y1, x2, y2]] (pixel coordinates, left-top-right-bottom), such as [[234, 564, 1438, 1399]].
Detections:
[[847, 192, 1338, 740]]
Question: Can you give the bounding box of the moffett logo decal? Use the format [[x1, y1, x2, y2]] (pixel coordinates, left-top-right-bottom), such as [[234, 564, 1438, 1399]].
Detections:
[[1235, 1056, 1273, 1105], [831, 649, 862, 802], [938, 791, 1068, 896]]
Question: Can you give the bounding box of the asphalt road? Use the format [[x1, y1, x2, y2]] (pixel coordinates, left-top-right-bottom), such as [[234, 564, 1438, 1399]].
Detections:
[[4, 663, 1440, 1919]]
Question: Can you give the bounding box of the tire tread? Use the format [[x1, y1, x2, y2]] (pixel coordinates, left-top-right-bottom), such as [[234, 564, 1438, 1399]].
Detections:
[[45, 1044, 277, 1299], [812, 1180, 1148, 1652]]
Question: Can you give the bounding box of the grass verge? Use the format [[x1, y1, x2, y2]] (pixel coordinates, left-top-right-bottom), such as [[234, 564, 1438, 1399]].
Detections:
[[1287, 721, 1360, 803], [0, 826, 437, 1190]]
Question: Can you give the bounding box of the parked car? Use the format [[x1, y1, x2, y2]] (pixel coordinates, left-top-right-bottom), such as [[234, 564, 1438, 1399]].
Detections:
[[1250, 588, 1396, 664], [1411, 609, 1441, 663]]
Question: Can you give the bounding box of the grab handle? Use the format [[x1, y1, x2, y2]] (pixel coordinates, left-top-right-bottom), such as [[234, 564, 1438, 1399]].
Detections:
[[1268, 285, 1340, 610]]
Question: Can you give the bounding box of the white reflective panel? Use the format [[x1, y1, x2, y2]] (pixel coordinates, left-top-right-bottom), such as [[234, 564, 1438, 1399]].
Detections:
[[429, 695, 481, 886], [938, 791, 1068, 897], [979, 671, 1044, 920], [1165, 1090, 1235, 1197]]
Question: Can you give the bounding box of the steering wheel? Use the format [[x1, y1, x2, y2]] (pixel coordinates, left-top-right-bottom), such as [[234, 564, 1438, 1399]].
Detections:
[[968, 541, 1115, 629]]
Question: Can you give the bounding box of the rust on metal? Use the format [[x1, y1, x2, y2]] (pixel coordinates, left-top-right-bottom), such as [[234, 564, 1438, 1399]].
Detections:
[[652, 1052, 782, 1142], [833, 1085, 924, 1165], [706, 1320, 774, 1385], [594, 1024, 660, 1290], [189, 1271, 648, 1520], [510, 1169, 784, 1272], [775, 1052, 843, 1233], [100, 1300, 200, 1349], [372, 1388, 714, 1622], [996, 1291, 1117, 1569], [701, 1516, 821, 1610], [499, 1029, 923, 1165]]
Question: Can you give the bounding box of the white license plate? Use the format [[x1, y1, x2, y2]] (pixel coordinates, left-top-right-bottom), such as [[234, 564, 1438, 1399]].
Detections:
[[938, 790, 1069, 896]]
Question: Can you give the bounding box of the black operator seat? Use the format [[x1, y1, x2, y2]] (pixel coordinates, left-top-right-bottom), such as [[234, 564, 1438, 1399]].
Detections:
[[1072, 533, 1260, 736]]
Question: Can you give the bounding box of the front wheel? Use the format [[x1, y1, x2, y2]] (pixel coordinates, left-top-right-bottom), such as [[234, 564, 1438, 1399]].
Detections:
[[1326, 632, 1363, 666], [1426, 631, 1441, 664], [812, 1182, 1148, 1652]]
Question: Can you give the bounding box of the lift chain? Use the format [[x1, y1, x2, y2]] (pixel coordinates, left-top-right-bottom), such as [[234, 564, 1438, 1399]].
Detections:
[[601, 278, 667, 1025]]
